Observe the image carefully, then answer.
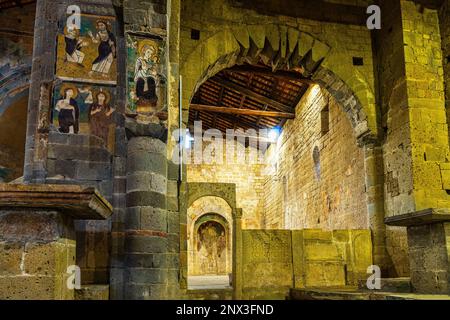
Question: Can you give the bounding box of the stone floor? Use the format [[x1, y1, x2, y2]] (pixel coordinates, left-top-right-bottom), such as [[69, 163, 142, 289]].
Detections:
[[290, 288, 450, 300], [188, 275, 231, 290]]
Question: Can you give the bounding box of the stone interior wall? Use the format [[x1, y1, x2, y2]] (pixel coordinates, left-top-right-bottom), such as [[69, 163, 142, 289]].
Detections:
[[374, 0, 410, 277], [41, 1, 121, 287], [263, 85, 368, 230], [0, 4, 35, 182], [174, 0, 378, 158], [46, 131, 113, 285], [187, 142, 266, 229], [401, 0, 450, 212], [0, 210, 76, 300], [240, 229, 372, 299], [187, 84, 368, 233], [439, 0, 450, 146]]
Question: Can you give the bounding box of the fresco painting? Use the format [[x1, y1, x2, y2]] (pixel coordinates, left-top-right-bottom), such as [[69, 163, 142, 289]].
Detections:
[[126, 34, 167, 118], [56, 14, 117, 85], [52, 82, 116, 151]]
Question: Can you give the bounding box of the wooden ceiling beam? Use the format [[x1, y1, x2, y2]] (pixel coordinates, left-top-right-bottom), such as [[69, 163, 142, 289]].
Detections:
[[211, 77, 294, 113], [225, 65, 315, 85], [191, 104, 295, 119]]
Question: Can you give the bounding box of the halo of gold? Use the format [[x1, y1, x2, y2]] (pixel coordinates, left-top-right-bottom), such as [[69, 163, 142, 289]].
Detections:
[[138, 40, 159, 61], [96, 19, 111, 31], [59, 83, 79, 99], [94, 89, 111, 105]]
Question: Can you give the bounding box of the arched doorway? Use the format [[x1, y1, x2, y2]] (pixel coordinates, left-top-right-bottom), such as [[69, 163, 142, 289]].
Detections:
[[179, 22, 391, 277], [187, 195, 234, 290], [0, 93, 29, 182]]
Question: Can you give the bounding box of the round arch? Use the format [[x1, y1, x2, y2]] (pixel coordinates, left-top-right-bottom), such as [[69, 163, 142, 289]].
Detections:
[[187, 199, 233, 279], [180, 24, 378, 144]]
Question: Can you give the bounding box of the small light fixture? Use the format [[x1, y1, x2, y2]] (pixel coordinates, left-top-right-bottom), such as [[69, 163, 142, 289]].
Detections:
[[268, 127, 281, 143]]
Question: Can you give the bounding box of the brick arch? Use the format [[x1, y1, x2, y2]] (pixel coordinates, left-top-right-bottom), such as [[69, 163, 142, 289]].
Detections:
[[181, 24, 378, 144]]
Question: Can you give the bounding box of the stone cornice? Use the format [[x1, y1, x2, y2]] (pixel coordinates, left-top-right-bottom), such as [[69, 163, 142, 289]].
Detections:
[[0, 184, 113, 220], [385, 208, 450, 227]]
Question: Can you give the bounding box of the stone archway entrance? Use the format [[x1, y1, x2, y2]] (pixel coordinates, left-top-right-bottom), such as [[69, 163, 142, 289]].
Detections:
[[189, 213, 232, 290], [180, 24, 392, 276], [186, 193, 235, 290]]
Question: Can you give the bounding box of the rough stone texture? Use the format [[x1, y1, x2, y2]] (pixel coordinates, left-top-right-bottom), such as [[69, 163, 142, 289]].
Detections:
[[239, 229, 372, 299], [122, 126, 180, 300], [187, 142, 267, 229], [176, 0, 378, 157], [263, 85, 367, 230], [4, 0, 450, 301], [47, 131, 114, 286], [0, 184, 112, 300], [407, 223, 450, 294], [0, 210, 76, 300], [75, 285, 110, 300], [439, 0, 450, 147]]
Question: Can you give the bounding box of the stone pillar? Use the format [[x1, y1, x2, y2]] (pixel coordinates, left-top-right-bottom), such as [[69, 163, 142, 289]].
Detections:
[[23, 0, 66, 183], [363, 142, 391, 275], [0, 184, 112, 300], [386, 208, 450, 294], [124, 120, 177, 300], [233, 208, 243, 300], [178, 181, 188, 292]]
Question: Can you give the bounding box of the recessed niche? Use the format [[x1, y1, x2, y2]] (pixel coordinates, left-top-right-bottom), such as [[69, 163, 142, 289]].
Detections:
[[191, 29, 200, 40], [352, 57, 364, 66], [313, 146, 321, 180]]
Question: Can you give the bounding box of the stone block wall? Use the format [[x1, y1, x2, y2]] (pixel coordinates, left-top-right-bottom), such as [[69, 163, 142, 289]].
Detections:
[[292, 229, 372, 288], [241, 230, 293, 300], [263, 85, 367, 230], [46, 131, 113, 285], [439, 0, 450, 146], [401, 1, 450, 211], [0, 210, 76, 300], [407, 222, 450, 294], [239, 229, 372, 299], [176, 0, 378, 159], [187, 85, 367, 232], [187, 142, 267, 229]]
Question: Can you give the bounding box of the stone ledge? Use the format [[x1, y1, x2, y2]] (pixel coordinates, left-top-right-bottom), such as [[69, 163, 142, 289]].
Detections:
[[0, 184, 113, 220], [384, 208, 450, 227]]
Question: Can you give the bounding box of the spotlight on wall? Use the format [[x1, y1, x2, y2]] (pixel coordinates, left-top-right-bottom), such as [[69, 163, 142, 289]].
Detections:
[[268, 127, 281, 143]]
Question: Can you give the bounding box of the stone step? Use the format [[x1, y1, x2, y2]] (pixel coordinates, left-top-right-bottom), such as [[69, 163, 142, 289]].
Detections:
[[290, 287, 370, 300], [75, 285, 109, 300], [290, 288, 450, 300], [187, 289, 233, 300], [358, 277, 411, 293]]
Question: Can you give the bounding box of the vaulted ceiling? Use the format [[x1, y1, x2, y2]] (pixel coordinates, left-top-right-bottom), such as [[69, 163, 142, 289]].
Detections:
[[189, 63, 311, 134]]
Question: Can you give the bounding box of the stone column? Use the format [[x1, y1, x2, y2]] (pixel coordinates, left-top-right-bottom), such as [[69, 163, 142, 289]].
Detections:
[[0, 184, 112, 300], [363, 142, 391, 275], [124, 120, 177, 300], [233, 208, 243, 300], [386, 208, 450, 294], [23, 0, 67, 183]]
